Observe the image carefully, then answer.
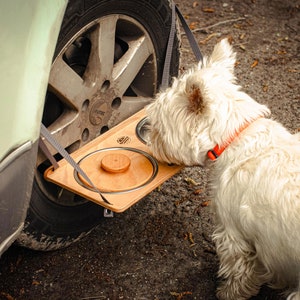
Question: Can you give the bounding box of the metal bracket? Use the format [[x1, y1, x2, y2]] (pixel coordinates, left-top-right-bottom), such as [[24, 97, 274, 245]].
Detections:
[[104, 209, 114, 218]]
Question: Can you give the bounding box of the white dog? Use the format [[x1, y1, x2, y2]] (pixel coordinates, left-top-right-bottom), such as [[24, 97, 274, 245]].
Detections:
[[146, 39, 300, 299]]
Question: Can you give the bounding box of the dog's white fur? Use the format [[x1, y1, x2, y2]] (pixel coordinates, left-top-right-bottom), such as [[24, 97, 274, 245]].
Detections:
[[146, 39, 300, 299]]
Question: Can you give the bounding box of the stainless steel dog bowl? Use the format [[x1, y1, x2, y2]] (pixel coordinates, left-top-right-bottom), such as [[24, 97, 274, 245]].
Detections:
[[136, 117, 150, 144]]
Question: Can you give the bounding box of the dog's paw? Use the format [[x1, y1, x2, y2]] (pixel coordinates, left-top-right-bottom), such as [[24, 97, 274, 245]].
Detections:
[[216, 282, 240, 300], [216, 281, 259, 300]]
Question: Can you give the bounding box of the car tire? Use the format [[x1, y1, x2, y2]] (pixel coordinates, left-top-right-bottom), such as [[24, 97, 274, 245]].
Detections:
[[17, 0, 180, 251]]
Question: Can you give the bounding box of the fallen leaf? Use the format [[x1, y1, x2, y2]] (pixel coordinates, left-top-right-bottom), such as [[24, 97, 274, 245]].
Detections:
[[184, 177, 200, 185], [277, 37, 289, 42], [239, 33, 246, 40], [233, 23, 243, 29], [235, 61, 241, 67], [192, 1, 199, 8], [201, 200, 211, 207], [251, 59, 259, 68], [277, 50, 287, 55], [32, 280, 40, 286], [174, 197, 188, 207], [188, 232, 195, 245], [170, 291, 193, 300], [193, 188, 203, 195], [239, 44, 246, 51], [0, 292, 14, 300], [19, 288, 25, 296], [199, 32, 221, 45], [263, 85, 269, 92], [189, 21, 199, 30], [202, 7, 215, 13]]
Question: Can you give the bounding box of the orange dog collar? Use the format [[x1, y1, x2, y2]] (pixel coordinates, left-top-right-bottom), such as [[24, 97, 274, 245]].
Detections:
[[207, 119, 257, 161]]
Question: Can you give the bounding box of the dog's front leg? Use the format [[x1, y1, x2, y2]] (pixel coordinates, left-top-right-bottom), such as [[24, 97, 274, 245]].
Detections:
[[213, 223, 269, 300]]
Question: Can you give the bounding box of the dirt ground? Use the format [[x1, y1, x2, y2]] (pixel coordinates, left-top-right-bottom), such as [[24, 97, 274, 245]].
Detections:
[[0, 0, 299, 299]]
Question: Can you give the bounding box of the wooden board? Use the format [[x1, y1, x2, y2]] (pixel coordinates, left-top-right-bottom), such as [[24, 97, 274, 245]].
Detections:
[[44, 109, 182, 213]]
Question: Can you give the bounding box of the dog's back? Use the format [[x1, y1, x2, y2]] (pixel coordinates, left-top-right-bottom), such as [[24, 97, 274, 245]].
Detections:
[[213, 117, 300, 290]]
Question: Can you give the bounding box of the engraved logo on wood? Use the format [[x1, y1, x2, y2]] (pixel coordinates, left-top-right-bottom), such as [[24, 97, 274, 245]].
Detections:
[[117, 136, 131, 144]]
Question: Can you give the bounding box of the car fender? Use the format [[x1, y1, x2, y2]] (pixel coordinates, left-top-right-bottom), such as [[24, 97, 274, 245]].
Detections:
[[0, 0, 68, 256]]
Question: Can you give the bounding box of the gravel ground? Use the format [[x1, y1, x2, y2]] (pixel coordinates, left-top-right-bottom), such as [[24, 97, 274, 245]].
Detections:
[[0, 1, 299, 299]]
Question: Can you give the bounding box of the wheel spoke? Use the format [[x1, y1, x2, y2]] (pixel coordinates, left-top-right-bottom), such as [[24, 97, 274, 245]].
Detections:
[[48, 56, 86, 109], [112, 36, 153, 95], [45, 112, 81, 153], [37, 112, 81, 166], [85, 16, 117, 83]]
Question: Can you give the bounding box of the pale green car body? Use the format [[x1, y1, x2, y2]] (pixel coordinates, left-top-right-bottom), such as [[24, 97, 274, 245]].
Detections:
[[0, 0, 67, 255]]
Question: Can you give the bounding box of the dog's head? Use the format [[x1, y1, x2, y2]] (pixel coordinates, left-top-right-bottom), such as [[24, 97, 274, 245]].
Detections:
[[146, 38, 270, 166]]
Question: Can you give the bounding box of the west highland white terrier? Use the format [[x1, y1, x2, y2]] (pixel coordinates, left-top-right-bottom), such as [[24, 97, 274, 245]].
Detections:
[[146, 38, 300, 299]]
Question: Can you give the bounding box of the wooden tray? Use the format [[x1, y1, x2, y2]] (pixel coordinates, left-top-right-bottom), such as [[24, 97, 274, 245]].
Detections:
[[44, 109, 182, 212]]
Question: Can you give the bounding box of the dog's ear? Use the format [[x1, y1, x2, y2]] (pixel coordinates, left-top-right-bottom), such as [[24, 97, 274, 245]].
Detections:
[[208, 38, 236, 72], [187, 84, 205, 114]]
